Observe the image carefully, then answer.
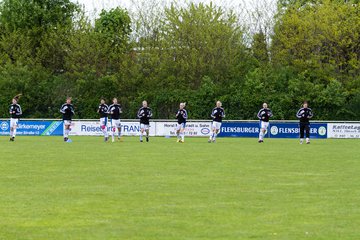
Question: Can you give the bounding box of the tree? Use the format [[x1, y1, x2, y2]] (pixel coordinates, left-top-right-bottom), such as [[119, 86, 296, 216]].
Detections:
[[252, 30, 269, 65]]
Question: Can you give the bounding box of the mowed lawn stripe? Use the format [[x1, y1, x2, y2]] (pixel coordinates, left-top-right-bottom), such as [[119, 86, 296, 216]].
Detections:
[[0, 137, 359, 239]]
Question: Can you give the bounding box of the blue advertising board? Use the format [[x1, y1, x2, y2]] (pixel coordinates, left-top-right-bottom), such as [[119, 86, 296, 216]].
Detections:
[[219, 122, 327, 138], [219, 122, 260, 137], [269, 123, 327, 139], [0, 120, 63, 136]]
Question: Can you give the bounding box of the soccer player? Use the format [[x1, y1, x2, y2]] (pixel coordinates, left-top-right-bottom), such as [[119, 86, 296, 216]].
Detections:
[[60, 97, 75, 142], [208, 101, 225, 143], [296, 101, 313, 144], [137, 100, 153, 142], [108, 98, 122, 142], [176, 102, 187, 143], [257, 102, 273, 143], [9, 94, 22, 141], [98, 98, 109, 142]]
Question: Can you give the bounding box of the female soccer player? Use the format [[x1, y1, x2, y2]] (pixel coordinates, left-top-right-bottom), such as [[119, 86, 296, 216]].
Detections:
[[137, 100, 153, 142], [60, 97, 75, 142], [209, 101, 225, 143], [97, 98, 109, 142], [257, 102, 273, 143], [9, 94, 22, 141], [108, 98, 122, 142], [296, 101, 313, 144], [176, 102, 187, 143]]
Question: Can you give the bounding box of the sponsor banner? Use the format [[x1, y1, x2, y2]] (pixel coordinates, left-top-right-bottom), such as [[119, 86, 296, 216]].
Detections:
[[269, 123, 327, 138], [327, 123, 360, 138], [155, 121, 212, 137], [69, 121, 156, 136], [0, 120, 63, 136], [218, 122, 327, 138], [218, 122, 260, 137]]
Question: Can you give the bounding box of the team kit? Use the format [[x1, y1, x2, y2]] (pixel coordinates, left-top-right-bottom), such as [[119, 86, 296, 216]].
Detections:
[[8, 95, 313, 144]]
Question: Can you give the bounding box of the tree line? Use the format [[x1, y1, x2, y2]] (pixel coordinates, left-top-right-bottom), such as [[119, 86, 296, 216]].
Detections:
[[0, 0, 359, 120]]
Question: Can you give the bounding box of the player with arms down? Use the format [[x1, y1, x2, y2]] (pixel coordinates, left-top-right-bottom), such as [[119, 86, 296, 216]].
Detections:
[[108, 98, 122, 142], [137, 100, 153, 142], [176, 102, 187, 143], [98, 98, 109, 142], [257, 102, 273, 143], [208, 100, 225, 143], [9, 94, 22, 141], [296, 101, 313, 144], [60, 97, 75, 142]]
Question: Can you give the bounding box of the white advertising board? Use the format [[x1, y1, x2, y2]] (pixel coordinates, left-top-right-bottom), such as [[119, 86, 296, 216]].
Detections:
[[155, 121, 212, 137], [69, 121, 156, 136], [328, 123, 360, 138]]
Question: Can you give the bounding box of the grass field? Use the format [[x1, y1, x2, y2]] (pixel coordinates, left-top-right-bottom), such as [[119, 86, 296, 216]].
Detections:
[[0, 136, 359, 240]]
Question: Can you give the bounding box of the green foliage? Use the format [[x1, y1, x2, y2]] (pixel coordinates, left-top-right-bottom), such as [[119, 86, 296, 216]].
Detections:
[[0, 0, 78, 31], [95, 7, 131, 48], [252, 31, 269, 65]]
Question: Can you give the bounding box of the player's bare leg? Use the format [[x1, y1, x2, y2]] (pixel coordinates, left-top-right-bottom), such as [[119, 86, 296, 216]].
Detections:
[[117, 127, 121, 140], [111, 127, 115, 142], [212, 129, 219, 143], [176, 130, 180, 142], [180, 128, 185, 143], [10, 126, 16, 141], [140, 128, 144, 142], [258, 129, 265, 143], [64, 125, 70, 142], [146, 129, 149, 142], [209, 128, 216, 143]]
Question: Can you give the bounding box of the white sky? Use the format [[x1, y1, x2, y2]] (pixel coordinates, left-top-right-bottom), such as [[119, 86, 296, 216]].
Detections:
[[72, 0, 277, 37], [73, 0, 277, 19]]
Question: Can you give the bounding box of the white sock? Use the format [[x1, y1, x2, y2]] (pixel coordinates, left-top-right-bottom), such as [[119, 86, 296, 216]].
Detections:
[[118, 130, 121, 138], [181, 132, 185, 141], [259, 131, 264, 140], [10, 130, 13, 137], [213, 133, 217, 140], [140, 132, 143, 141], [306, 138, 309, 142], [12, 129, 16, 137]]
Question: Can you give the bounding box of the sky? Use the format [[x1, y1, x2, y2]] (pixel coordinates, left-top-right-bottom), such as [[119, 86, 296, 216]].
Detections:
[[71, 0, 277, 38], [72, 0, 277, 19]]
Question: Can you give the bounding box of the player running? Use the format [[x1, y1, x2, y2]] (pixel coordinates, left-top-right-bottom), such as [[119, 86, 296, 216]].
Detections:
[[9, 94, 22, 141], [108, 98, 122, 142], [137, 100, 153, 142], [296, 101, 313, 144], [208, 101, 225, 143], [60, 97, 75, 142], [257, 102, 273, 143], [176, 102, 187, 143], [98, 98, 109, 142]]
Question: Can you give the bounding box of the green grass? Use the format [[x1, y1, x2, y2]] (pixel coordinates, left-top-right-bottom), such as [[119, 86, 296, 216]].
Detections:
[[0, 136, 359, 240]]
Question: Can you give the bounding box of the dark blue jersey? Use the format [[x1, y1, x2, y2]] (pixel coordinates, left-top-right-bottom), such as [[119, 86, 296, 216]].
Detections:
[[98, 104, 109, 118], [137, 107, 152, 125], [257, 108, 273, 122], [296, 107, 313, 124], [176, 109, 187, 124], [60, 103, 74, 120], [108, 104, 122, 120], [9, 104, 22, 118], [211, 107, 225, 122]]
